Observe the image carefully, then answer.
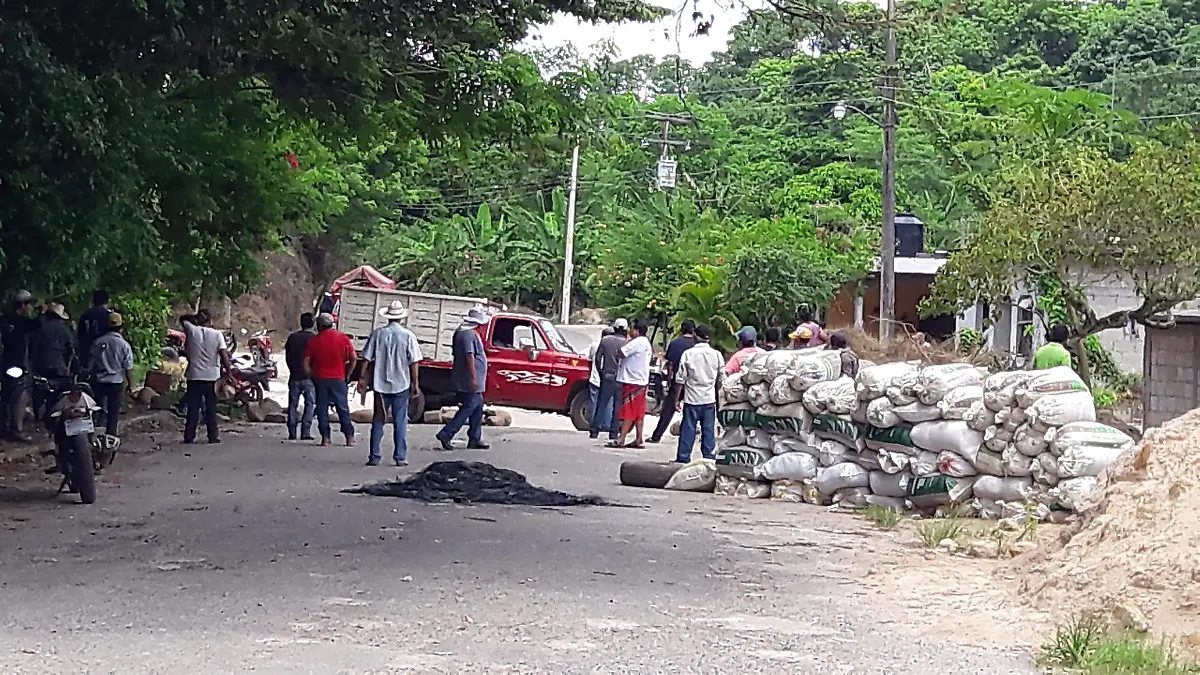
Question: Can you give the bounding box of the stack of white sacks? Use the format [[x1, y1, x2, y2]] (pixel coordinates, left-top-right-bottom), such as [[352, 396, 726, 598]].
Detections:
[[714, 352, 1134, 520]]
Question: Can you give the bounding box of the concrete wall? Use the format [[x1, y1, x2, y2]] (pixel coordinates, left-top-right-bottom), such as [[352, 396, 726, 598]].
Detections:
[[1143, 323, 1200, 428], [1074, 270, 1144, 374]]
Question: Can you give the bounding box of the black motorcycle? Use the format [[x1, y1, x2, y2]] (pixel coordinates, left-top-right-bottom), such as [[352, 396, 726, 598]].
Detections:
[[14, 367, 120, 504]]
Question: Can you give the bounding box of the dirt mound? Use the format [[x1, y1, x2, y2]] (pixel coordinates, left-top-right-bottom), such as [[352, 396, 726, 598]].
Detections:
[[229, 249, 316, 337], [342, 461, 613, 507], [1017, 407, 1200, 634]]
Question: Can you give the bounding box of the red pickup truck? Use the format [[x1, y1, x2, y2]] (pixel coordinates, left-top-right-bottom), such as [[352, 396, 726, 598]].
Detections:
[[334, 283, 593, 429]]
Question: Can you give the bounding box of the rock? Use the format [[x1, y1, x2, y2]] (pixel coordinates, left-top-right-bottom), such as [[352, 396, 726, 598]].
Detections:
[[264, 412, 286, 424], [135, 387, 157, 405], [1112, 601, 1150, 633], [258, 398, 283, 416], [938, 538, 959, 552], [423, 411, 442, 425], [149, 394, 174, 411], [1186, 632, 1200, 648], [484, 409, 512, 427], [1009, 541, 1038, 557], [968, 539, 1001, 559], [245, 402, 268, 423], [350, 409, 374, 424]]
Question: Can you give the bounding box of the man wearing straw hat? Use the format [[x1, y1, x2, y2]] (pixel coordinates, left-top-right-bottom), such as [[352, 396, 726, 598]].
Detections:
[[359, 300, 423, 466], [435, 306, 490, 451]]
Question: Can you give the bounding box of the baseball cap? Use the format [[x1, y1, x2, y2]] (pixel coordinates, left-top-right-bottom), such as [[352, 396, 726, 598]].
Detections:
[[108, 312, 124, 328], [738, 326, 757, 341], [14, 290, 32, 304], [612, 318, 629, 331], [789, 326, 813, 340], [316, 313, 335, 329]]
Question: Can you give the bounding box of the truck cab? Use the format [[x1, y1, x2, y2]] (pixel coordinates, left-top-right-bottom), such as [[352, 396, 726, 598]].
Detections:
[[335, 285, 593, 429]]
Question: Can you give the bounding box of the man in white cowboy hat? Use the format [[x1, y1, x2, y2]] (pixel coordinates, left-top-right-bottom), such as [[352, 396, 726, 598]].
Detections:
[[359, 300, 423, 466], [436, 305, 490, 451]]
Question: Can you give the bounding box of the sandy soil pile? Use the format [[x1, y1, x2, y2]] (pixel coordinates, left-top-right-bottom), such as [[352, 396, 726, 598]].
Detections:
[[1018, 407, 1200, 634]]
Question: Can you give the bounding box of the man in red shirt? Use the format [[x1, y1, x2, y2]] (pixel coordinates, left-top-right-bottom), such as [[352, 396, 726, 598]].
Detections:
[[303, 313, 358, 446]]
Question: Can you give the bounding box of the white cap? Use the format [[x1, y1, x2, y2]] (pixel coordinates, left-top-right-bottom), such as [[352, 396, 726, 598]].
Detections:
[[612, 318, 629, 330]]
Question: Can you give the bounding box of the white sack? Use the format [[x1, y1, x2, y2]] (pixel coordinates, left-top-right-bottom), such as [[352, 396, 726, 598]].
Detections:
[[736, 480, 772, 499], [886, 386, 919, 406], [664, 459, 718, 492], [745, 429, 774, 451], [913, 364, 987, 405], [1032, 452, 1060, 486], [721, 372, 749, 404], [768, 374, 803, 405], [755, 402, 813, 427], [866, 397, 902, 428], [937, 451, 978, 478], [1047, 422, 1134, 456], [911, 420, 985, 456], [771, 434, 819, 456], [972, 475, 1033, 502], [1013, 424, 1048, 457], [739, 351, 770, 385], [746, 382, 771, 409], [1016, 366, 1088, 408], [764, 350, 810, 381], [756, 452, 819, 481], [856, 449, 884, 471], [720, 426, 747, 448], [715, 446, 774, 480], [789, 351, 845, 391], [910, 450, 940, 476], [1057, 444, 1130, 479], [894, 401, 943, 423], [856, 361, 921, 400], [832, 487, 874, 509], [877, 450, 910, 474], [822, 377, 860, 415], [802, 380, 833, 415], [770, 479, 806, 502], [814, 462, 870, 496], [870, 470, 913, 498], [1028, 391, 1097, 432], [714, 474, 740, 496], [1052, 476, 1102, 512], [973, 449, 1005, 476], [965, 400, 993, 431], [1000, 446, 1035, 477], [937, 385, 984, 420], [818, 439, 853, 467], [983, 371, 1031, 411]]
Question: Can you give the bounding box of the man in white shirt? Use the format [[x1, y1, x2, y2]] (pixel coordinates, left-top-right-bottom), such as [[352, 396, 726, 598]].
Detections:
[[608, 318, 652, 448], [673, 324, 725, 463], [181, 309, 233, 444], [586, 325, 615, 435], [360, 300, 423, 467]]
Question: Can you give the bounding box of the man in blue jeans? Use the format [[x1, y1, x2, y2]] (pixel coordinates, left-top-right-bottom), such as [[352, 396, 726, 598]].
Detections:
[[436, 306, 490, 451], [586, 325, 615, 434], [303, 313, 357, 447], [589, 318, 627, 440], [283, 312, 317, 440], [673, 324, 726, 463], [360, 300, 423, 466]]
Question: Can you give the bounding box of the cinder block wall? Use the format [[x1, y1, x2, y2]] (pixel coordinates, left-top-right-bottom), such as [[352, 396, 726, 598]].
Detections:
[[1078, 271, 1145, 374], [1144, 324, 1200, 428]]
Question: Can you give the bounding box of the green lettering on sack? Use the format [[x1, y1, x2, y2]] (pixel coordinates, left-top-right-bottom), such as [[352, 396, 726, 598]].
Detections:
[[716, 448, 768, 467], [866, 424, 915, 448], [907, 473, 956, 497], [812, 414, 864, 441]]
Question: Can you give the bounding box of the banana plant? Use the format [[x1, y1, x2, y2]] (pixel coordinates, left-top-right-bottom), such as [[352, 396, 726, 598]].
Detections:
[[671, 265, 741, 354]]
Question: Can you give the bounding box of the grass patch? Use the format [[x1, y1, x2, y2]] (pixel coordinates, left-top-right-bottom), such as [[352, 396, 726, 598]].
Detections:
[[916, 519, 966, 548], [1040, 614, 1199, 674], [861, 504, 901, 529]]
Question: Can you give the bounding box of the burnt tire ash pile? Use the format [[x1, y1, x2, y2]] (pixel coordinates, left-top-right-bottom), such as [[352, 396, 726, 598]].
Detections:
[[343, 461, 613, 507]]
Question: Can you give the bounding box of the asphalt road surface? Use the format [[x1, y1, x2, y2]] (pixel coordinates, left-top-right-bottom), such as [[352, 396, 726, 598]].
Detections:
[[0, 422, 1038, 674]]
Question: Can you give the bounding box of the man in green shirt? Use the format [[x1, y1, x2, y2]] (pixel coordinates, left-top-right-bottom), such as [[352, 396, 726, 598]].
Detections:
[[1033, 324, 1073, 370]]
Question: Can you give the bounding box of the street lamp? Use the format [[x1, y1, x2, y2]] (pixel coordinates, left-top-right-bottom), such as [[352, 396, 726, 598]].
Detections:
[[832, 99, 897, 342]]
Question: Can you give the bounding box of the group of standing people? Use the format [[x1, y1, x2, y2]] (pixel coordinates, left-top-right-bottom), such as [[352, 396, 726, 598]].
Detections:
[[0, 290, 135, 441], [280, 302, 488, 467]]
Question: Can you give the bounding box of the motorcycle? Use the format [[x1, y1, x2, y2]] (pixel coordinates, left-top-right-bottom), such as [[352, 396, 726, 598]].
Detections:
[[246, 329, 278, 385], [8, 366, 120, 505]]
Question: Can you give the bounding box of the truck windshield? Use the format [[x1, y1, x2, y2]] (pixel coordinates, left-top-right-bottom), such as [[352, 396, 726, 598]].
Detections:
[[539, 320, 578, 354]]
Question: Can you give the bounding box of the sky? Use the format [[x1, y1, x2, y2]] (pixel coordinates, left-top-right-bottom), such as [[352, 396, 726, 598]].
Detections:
[[522, 1, 762, 66]]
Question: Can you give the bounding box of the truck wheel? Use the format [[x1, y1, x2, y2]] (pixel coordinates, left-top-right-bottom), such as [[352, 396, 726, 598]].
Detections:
[[408, 389, 426, 424], [619, 460, 679, 490], [70, 434, 97, 505], [568, 389, 590, 432]]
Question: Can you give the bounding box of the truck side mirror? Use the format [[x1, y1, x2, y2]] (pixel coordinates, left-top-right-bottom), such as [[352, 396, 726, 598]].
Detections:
[[518, 337, 539, 360]]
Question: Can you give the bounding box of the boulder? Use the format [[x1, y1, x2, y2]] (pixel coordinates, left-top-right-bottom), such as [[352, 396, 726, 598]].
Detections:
[[149, 394, 174, 411], [423, 411, 442, 425], [484, 409, 512, 427], [264, 412, 287, 424], [135, 387, 157, 405], [350, 409, 374, 424]]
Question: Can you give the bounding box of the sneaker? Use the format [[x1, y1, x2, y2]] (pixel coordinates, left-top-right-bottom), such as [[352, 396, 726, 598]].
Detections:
[[365, 458, 381, 467], [646, 437, 661, 444], [300, 435, 314, 441], [394, 459, 408, 467], [435, 436, 454, 451], [287, 434, 297, 441], [467, 441, 490, 450]]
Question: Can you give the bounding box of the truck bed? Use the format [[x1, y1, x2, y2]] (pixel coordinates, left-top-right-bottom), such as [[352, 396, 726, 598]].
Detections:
[[337, 286, 486, 362]]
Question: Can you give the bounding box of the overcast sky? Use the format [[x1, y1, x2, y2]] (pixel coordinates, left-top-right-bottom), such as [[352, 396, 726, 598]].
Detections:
[[523, 2, 763, 66]]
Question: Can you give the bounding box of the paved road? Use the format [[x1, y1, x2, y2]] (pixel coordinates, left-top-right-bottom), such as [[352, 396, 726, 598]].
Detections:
[[0, 422, 1038, 674]]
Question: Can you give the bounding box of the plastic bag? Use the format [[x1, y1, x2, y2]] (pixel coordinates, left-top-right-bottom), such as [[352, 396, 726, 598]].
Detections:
[[856, 361, 921, 400], [869, 470, 913, 498], [937, 451, 978, 478], [937, 385, 984, 420], [818, 439, 853, 467], [823, 377, 860, 415], [894, 401, 943, 423], [983, 371, 1031, 411], [1046, 422, 1134, 457], [1028, 391, 1097, 432], [764, 350, 811, 381], [911, 420, 985, 456], [1016, 366, 1088, 408], [714, 474, 740, 496], [665, 459, 718, 492], [768, 374, 803, 405], [814, 462, 870, 495], [739, 351, 770, 385], [756, 452, 819, 481], [972, 475, 1033, 502], [866, 397, 902, 428], [736, 480, 772, 499], [912, 364, 987, 405], [789, 351, 844, 391]]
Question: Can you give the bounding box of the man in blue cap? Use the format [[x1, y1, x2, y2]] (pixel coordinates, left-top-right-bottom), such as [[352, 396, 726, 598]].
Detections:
[[724, 326, 762, 375]]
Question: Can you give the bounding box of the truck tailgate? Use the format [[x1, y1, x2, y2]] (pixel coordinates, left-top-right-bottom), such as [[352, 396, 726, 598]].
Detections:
[[338, 286, 485, 362]]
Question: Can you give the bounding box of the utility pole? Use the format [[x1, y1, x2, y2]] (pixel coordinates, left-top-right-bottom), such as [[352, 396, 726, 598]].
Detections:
[[879, 0, 898, 342], [642, 112, 692, 189], [560, 144, 580, 324]]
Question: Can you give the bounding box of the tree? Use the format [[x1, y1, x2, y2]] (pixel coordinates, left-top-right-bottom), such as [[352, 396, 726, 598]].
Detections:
[[923, 138, 1200, 383], [672, 267, 741, 353]]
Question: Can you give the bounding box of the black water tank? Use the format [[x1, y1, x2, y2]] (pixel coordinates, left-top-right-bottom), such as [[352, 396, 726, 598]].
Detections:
[[895, 213, 925, 257]]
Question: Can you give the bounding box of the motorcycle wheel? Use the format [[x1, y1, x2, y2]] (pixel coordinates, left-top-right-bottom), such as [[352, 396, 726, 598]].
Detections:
[[247, 384, 264, 403], [70, 434, 97, 505]]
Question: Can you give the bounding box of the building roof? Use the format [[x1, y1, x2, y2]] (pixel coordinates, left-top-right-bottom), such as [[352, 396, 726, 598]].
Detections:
[[868, 255, 948, 276]]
